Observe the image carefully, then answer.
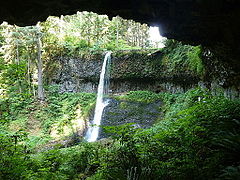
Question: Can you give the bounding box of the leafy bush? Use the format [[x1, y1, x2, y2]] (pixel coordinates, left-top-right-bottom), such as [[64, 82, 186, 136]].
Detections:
[[0, 129, 29, 179], [96, 89, 240, 179], [187, 46, 204, 76], [1, 86, 96, 151], [84, 89, 239, 179], [162, 39, 205, 77], [136, 89, 239, 179]]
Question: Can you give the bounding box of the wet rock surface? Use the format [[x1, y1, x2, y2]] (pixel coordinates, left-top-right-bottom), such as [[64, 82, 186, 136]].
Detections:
[[97, 98, 163, 139]]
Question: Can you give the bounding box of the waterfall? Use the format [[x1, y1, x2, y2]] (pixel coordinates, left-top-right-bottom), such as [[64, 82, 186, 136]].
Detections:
[[85, 51, 112, 142]]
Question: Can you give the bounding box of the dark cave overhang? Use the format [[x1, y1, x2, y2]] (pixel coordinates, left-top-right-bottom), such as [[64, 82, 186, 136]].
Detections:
[[1, 0, 240, 62]]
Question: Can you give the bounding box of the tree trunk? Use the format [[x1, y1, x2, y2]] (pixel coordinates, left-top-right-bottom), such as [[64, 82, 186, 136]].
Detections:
[[16, 42, 22, 93], [26, 46, 31, 95], [36, 33, 45, 101]]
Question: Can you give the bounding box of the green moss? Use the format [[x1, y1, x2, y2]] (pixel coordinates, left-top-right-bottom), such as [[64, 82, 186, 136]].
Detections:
[[115, 91, 161, 103], [119, 101, 128, 109], [110, 40, 205, 81]]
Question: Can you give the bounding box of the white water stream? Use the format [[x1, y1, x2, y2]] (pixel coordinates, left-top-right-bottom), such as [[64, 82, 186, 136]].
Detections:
[[85, 52, 112, 142]]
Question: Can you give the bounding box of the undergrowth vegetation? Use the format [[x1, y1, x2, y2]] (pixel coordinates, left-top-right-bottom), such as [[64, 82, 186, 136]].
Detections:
[[0, 86, 96, 151], [162, 40, 204, 77], [1, 88, 239, 179]]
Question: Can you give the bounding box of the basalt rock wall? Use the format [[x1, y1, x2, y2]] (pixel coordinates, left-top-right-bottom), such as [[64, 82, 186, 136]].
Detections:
[[47, 50, 200, 94]]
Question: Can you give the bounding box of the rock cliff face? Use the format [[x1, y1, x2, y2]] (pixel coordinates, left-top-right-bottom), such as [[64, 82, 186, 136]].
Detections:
[[46, 50, 240, 98], [48, 51, 200, 94], [49, 55, 102, 93]]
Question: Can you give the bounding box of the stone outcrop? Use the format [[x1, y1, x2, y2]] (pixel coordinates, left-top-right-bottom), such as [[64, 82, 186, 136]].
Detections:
[[99, 98, 163, 139], [48, 51, 200, 94]]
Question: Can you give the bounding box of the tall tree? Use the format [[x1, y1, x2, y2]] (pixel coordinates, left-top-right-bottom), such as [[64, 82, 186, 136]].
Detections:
[[36, 25, 44, 101]]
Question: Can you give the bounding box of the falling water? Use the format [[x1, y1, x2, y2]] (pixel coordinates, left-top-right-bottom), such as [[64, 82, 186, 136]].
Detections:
[[85, 52, 112, 142]]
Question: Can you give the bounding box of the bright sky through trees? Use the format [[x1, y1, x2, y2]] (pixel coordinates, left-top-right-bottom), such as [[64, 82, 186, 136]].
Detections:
[[149, 26, 166, 48]]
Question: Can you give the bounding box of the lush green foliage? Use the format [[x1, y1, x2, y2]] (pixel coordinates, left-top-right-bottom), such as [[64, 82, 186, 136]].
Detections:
[[0, 87, 96, 179], [0, 23, 43, 99], [162, 39, 205, 76], [43, 86, 96, 132], [0, 129, 30, 179], [115, 91, 161, 103], [1, 89, 239, 179], [133, 89, 240, 179], [40, 12, 152, 58], [0, 87, 96, 150], [110, 41, 205, 81], [96, 89, 240, 179]]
